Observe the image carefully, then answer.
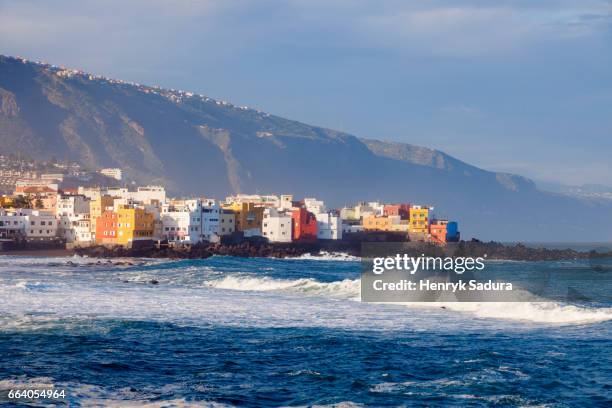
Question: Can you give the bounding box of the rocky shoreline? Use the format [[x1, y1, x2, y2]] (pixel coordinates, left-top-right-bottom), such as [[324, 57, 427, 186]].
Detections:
[[64, 240, 612, 261]]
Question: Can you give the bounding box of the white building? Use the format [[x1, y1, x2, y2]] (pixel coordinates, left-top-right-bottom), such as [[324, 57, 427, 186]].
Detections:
[[161, 201, 201, 244], [0, 209, 28, 239], [56, 194, 90, 217], [313, 212, 342, 240], [77, 186, 102, 200], [41, 173, 64, 182], [262, 208, 292, 243], [160, 198, 220, 244], [303, 197, 326, 214], [367, 201, 385, 216], [225, 194, 279, 208], [102, 186, 166, 205], [135, 186, 166, 204], [99, 168, 122, 180], [279, 195, 294, 211], [25, 211, 58, 240], [200, 199, 220, 242], [73, 217, 92, 244], [104, 187, 129, 197], [347, 202, 383, 219], [59, 214, 92, 244]]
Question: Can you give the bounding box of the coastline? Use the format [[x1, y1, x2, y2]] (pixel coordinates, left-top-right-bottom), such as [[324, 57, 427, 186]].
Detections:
[[1, 240, 611, 261]]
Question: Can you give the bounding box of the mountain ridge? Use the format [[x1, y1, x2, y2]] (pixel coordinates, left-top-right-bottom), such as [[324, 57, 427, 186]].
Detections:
[[1, 54, 610, 241]]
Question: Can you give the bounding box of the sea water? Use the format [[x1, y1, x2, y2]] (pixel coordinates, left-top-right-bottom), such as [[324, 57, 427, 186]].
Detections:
[[0, 254, 610, 407]]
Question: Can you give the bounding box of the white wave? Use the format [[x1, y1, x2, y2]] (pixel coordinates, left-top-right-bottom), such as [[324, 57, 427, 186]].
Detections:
[[0, 376, 230, 407], [0, 375, 55, 390], [207, 275, 360, 299], [438, 301, 612, 324], [1, 256, 610, 328], [287, 251, 360, 262], [207, 276, 612, 325]]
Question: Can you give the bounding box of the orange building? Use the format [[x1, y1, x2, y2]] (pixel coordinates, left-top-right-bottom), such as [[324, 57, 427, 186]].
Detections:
[[90, 194, 115, 239], [429, 220, 448, 244], [291, 208, 317, 242], [363, 215, 409, 232], [363, 215, 393, 231], [95, 210, 118, 245]]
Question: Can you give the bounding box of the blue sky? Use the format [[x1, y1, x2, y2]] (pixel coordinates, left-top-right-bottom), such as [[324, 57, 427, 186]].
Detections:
[[1, 0, 611, 186]]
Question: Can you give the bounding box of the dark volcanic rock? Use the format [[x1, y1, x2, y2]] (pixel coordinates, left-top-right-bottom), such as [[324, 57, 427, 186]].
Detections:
[[71, 240, 612, 261]]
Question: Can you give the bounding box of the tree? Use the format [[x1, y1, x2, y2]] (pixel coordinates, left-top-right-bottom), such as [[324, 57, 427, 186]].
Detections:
[[12, 195, 32, 209], [35, 198, 44, 209]]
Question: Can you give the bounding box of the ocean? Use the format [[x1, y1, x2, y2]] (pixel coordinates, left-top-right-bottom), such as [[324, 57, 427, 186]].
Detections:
[[0, 254, 610, 407]]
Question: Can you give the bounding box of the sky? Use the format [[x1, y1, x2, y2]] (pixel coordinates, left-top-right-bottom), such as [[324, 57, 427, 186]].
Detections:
[[1, 0, 611, 186]]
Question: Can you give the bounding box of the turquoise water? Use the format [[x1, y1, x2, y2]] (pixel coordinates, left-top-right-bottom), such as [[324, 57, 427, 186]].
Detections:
[[0, 254, 610, 407]]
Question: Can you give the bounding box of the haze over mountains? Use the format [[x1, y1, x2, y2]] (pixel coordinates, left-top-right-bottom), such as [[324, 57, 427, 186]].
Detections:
[[0, 55, 610, 242]]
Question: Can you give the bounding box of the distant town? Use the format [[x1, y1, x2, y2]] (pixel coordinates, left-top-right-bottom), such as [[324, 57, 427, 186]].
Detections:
[[0, 159, 459, 250]]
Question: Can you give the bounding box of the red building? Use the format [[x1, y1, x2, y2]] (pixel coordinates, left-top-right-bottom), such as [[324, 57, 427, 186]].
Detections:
[[429, 220, 448, 244], [291, 208, 317, 242], [383, 204, 410, 219], [95, 210, 118, 245]]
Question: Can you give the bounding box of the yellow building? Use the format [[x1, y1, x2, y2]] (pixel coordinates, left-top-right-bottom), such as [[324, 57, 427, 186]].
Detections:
[[90, 194, 115, 238], [0, 195, 14, 208], [222, 202, 264, 232], [409, 206, 429, 234], [116, 205, 154, 246]]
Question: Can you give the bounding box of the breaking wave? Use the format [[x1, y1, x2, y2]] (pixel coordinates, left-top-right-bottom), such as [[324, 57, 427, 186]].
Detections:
[[205, 275, 612, 325], [207, 275, 361, 299], [287, 251, 360, 262]]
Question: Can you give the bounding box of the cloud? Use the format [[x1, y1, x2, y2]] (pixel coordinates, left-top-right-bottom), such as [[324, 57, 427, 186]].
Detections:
[[440, 105, 482, 116], [1, 0, 610, 61], [354, 1, 611, 56]]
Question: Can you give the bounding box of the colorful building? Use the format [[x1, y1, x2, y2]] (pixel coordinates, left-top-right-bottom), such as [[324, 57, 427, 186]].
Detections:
[[219, 210, 236, 236], [95, 210, 118, 245], [429, 219, 448, 244], [90, 194, 114, 239], [291, 208, 317, 242], [446, 221, 460, 242], [409, 205, 430, 234], [224, 202, 265, 235], [362, 215, 394, 231], [116, 206, 154, 246], [362, 215, 409, 233]]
